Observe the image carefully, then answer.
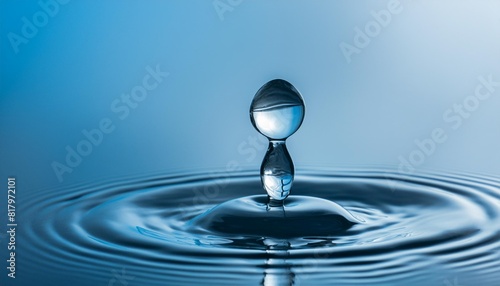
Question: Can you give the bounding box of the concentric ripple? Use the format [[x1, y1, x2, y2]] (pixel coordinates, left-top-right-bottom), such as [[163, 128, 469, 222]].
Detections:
[[19, 168, 500, 285]]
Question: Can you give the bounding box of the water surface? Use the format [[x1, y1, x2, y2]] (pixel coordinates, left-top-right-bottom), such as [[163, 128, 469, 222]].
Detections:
[[16, 167, 500, 285]]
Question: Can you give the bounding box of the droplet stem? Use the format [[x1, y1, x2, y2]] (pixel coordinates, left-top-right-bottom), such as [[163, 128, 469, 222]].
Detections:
[[261, 141, 294, 201], [267, 197, 285, 208]]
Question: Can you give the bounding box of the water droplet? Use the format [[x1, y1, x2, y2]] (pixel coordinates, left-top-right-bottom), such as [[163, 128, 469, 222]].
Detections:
[[250, 79, 305, 140], [250, 79, 305, 201]]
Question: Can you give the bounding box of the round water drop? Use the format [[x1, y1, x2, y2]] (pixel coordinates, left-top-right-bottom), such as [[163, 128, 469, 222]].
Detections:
[[250, 79, 305, 201], [250, 79, 305, 140]]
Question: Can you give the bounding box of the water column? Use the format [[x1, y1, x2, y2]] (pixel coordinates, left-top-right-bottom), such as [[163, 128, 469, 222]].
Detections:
[[250, 79, 305, 203]]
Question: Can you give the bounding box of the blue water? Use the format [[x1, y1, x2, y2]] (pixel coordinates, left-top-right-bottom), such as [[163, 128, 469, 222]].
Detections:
[[12, 167, 500, 285]]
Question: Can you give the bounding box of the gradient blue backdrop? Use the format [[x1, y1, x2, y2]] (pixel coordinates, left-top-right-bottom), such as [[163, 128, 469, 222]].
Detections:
[[1, 0, 500, 192]]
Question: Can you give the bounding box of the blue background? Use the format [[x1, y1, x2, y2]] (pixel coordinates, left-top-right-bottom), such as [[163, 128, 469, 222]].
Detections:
[[1, 0, 500, 190]]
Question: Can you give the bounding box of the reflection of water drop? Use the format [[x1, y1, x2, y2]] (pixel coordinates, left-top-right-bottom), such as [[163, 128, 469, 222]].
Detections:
[[261, 239, 294, 286], [250, 79, 305, 201]]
